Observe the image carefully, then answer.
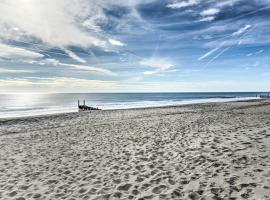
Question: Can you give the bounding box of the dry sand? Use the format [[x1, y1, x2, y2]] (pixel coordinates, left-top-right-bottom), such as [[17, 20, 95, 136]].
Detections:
[[0, 99, 270, 200]]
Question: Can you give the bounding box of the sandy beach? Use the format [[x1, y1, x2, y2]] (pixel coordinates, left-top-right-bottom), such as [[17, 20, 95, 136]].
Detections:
[[0, 99, 270, 200]]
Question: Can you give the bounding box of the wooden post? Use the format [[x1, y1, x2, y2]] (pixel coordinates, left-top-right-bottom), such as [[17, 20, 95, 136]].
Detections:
[[83, 100, 85, 106], [78, 100, 80, 107]]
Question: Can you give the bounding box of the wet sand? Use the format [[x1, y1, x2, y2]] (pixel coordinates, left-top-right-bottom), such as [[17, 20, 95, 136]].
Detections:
[[0, 99, 270, 200]]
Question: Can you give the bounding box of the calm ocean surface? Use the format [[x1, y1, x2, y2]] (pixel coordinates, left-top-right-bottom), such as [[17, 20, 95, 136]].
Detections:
[[0, 92, 267, 118]]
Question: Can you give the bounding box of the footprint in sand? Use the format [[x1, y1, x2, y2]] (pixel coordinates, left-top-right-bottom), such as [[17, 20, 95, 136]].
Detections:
[[117, 183, 132, 191], [152, 184, 167, 194]]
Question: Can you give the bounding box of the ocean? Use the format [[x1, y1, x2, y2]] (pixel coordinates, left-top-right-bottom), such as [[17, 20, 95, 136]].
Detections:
[[0, 92, 267, 118]]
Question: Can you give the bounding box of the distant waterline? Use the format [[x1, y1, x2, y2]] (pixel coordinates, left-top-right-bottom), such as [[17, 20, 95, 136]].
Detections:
[[0, 92, 267, 118]]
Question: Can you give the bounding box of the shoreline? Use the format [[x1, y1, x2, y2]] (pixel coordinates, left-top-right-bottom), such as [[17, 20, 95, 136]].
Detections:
[[0, 97, 261, 121]]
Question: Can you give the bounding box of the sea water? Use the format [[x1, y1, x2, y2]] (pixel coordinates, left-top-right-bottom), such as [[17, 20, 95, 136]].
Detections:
[[0, 92, 265, 118]]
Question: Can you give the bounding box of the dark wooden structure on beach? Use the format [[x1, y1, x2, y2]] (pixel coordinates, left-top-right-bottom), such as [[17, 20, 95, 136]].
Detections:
[[78, 100, 100, 111], [258, 94, 270, 98]]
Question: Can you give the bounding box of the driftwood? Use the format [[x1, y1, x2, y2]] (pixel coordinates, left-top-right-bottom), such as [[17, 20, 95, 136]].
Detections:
[[78, 100, 100, 111]]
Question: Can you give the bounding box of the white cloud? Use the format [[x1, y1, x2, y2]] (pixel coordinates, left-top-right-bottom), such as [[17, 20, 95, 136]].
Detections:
[[62, 63, 117, 76], [199, 8, 220, 22], [167, 0, 200, 9], [232, 25, 251, 36], [62, 49, 87, 63], [143, 71, 158, 75], [200, 8, 220, 16], [140, 58, 174, 70], [140, 57, 174, 75], [198, 47, 219, 60], [42, 58, 117, 76], [205, 37, 255, 48], [0, 43, 44, 59], [215, 0, 241, 8], [0, 0, 153, 50], [41, 58, 60, 66], [0, 77, 118, 93], [199, 16, 215, 22], [204, 47, 230, 66], [0, 68, 35, 73], [0, 0, 143, 49], [1, 77, 270, 93], [120, 80, 270, 92], [108, 39, 126, 46]]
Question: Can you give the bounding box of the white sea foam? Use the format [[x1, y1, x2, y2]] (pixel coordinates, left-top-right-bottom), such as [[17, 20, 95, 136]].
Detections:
[[0, 106, 77, 119], [0, 96, 259, 119], [96, 97, 259, 110]]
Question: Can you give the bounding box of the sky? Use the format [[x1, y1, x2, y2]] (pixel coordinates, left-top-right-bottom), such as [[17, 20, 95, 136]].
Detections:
[[0, 0, 269, 93]]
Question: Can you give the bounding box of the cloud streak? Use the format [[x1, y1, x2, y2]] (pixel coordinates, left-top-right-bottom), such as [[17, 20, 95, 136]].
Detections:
[[0, 67, 36, 73], [62, 49, 87, 64], [200, 8, 220, 16], [232, 25, 251, 36], [108, 39, 126, 46], [140, 57, 174, 75], [167, 0, 200, 9], [0, 43, 44, 59], [198, 47, 219, 60], [43, 59, 117, 76], [0, 77, 118, 93]]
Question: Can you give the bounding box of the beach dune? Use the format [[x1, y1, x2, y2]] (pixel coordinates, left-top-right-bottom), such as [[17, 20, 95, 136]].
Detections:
[[0, 100, 270, 200]]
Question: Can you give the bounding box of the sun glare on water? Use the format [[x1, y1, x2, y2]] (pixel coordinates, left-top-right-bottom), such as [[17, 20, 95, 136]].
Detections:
[[12, 93, 45, 107]]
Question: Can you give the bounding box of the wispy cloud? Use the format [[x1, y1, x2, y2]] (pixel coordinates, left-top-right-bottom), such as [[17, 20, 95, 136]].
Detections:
[[199, 24, 254, 66], [0, 1, 107, 48], [199, 16, 215, 22], [167, 0, 200, 9], [0, 67, 36, 73], [140, 57, 174, 75], [43, 59, 117, 76], [63, 63, 117, 76], [215, 0, 242, 8], [232, 25, 251, 36], [198, 47, 219, 60], [0, 43, 44, 59], [204, 47, 231, 67], [108, 39, 126, 46], [62, 49, 87, 64], [0, 77, 118, 93], [199, 8, 220, 21], [200, 8, 220, 16]]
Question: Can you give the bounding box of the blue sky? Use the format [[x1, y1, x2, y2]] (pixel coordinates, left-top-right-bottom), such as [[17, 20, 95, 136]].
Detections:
[[0, 0, 269, 92]]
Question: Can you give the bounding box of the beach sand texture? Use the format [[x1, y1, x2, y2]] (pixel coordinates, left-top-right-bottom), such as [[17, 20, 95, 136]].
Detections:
[[0, 100, 270, 200]]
